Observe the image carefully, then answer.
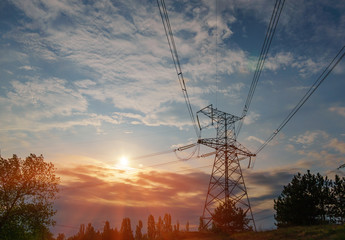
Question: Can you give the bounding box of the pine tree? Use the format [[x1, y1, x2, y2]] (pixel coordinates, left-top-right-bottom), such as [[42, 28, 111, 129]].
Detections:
[[332, 175, 345, 224], [274, 170, 335, 227]]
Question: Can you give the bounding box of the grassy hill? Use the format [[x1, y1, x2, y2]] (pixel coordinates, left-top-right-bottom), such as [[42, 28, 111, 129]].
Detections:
[[178, 225, 345, 240]]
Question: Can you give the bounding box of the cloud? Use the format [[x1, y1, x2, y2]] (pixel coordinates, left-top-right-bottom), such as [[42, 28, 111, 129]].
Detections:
[[19, 65, 34, 71], [326, 138, 345, 154], [246, 168, 295, 205], [54, 161, 303, 236], [291, 57, 325, 78], [54, 164, 210, 235], [244, 112, 260, 125], [290, 130, 329, 145], [2, 0, 258, 131], [8, 78, 87, 116], [247, 136, 265, 144], [265, 52, 294, 71], [329, 106, 345, 118]]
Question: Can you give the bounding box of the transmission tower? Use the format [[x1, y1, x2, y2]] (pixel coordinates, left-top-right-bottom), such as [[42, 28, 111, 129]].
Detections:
[[197, 105, 256, 231]]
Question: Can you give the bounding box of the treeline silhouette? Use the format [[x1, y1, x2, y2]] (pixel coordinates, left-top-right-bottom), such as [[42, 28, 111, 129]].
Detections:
[[274, 171, 345, 227], [58, 213, 189, 240]]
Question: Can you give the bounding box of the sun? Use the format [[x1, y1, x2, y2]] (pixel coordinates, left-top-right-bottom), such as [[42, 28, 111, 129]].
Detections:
[[119, 156, 129, 168]]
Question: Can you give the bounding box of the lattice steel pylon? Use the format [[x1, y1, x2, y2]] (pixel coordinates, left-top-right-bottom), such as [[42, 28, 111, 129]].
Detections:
[[197, 105, 256, 231]]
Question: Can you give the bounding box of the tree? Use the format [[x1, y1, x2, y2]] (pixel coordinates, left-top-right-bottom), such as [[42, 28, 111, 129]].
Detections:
[[0, 154, 59, 239], [120, 218, 134, 240], [135, 220, 143, 240], [84, 223, 99, 240], [163, 213, 172, 233], [156, 216, 163, 237], [173, 220, 180, 233], [198, 217, 205, 232], [212, 201, 249, 233], [102, 221, 112, 240], [274, 170, 333, 227], [147, 214, 155, 240], [57, 233, 66, 240], [331, 175, 345, 224], [185, 221, 189, 232]]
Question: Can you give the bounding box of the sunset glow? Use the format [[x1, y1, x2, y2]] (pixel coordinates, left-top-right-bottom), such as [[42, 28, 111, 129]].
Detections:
[[119, 156, 129, 168]]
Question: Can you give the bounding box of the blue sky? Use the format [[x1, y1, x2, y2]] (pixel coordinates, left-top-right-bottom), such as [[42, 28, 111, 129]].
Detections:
[[1, 0, 345, 236]]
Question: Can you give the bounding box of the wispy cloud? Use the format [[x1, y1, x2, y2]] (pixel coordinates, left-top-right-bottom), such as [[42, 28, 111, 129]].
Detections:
[[290, 130, 329, 145], [329, 106, 345, 118], [244, 112, 260, 125]]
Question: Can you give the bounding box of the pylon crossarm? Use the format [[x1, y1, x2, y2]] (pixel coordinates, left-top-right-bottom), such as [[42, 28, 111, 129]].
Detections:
[[233, 140, 256, 157], [198, 138, 255, 158], [197, 105, 242, 128]]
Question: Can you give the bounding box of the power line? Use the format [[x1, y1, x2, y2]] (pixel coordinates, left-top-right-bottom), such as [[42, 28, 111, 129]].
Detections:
[[255, 45, 345, 155], [215, 0, 219, 108], [156, 0, 200, 138], [337, 163, 345, 170], [237, 0, 286, 137]]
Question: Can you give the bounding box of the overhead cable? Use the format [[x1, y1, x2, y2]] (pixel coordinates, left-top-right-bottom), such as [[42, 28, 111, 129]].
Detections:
[[255, 45, 345, 155], [337, 163, 345, 170], [156, 0, 200, 138], [237, 0, 285, 137]]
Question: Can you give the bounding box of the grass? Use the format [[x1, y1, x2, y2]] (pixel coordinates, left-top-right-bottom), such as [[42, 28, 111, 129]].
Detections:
[[177, 225, 345, 240]]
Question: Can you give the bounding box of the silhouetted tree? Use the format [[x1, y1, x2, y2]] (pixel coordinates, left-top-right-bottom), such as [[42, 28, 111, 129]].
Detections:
[[163, 214, 172, 233], [135, 220, 143, 240], [198, 217, 205, 232], [331, 175, 345, 224], [120, 218, 134, 240], [57, 233, 66, 240], [185, 221, 189, 232], [77, 224, 85, 239], [274, 170, 334, 227], [212, 201, 249, 233], [147, 215, 155, 240], [156, 216, 163, 238], [0, 154, 59, 240], [84, 223, 99, 240], [102, 221, 112, 240]]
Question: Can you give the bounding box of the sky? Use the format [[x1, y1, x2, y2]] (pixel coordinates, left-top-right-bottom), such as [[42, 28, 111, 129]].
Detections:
[[1, 0, 345, 236]]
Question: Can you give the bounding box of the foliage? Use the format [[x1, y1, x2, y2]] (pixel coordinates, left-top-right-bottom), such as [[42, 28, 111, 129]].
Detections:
[[147, 214, 156, 239], [185, 221, 189, 232], [0, 154, 59, 239], [212, 200, 250, 234], [66, 214, 182, 240], [135, 220, 143, 240], [120, 218, 134, 240], [163, 214, 172, 233], [331, 175, 345, 224], [274, 170, 345, 227]]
